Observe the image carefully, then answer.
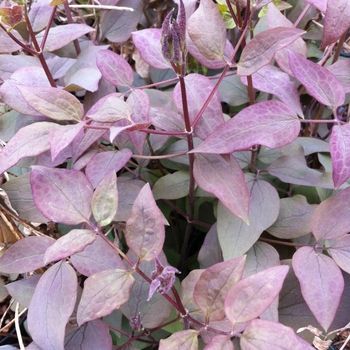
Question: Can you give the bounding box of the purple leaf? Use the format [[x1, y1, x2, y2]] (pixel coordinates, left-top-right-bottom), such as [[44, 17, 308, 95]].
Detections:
[[191, 101, 300, 154], [100, 0, 142, 43], [153, 170, 190, 200], [194, 154, 250, 223], [1, 173, 48, 223], [329, 236, 350, 275], [151, 106, 185, 132], [292, 246, 344, 331], [77, 269, 135, 325], [0, 67, 50, 116], [49, 123, 85, 161], [44, 229, 96, 265], [193, 256, 246, 321], [215, 74, 249, 106], [267, 3, 308, 76], [0, 29, 22, 53], [17, 85, 84, 122], [71, 121, 110, 162], [241, 65, 303, 117], [241, 319, 314, 350], [65, 67, 102, 92], [125, 183, 165, 261], [267, 195, 316, 239], [288, 51, 345, 109], [326, 59, 350, 94], [30, 166, 93, 225], [0, 54, 40, 80], [85, 149, 132, 188], [5, 275, 41, 308], [86, 94, 132, 123], [132, 29, 172, 70], [203, 335, 234, 350], [330, 124, 350, 188], [36, 24, 95, 51], [304, 0, 326, 12], [0, 236, 54, 274], [70, 235, 125, 276], [96, 50, 134, 87], [127, 89, 150, 154], [217, 178, 280, 259], [311, 187, 350, 241], [65, 320, 112, 350], [159, 330, 198, 350], [224, 265, 289, 325], [267, 146, 335, 188], [0, 122, 55, 175], [28, 262, 78, 350], [187, 35, 234, 69], [91, 171, 118, 227], [321, 0, 350, 49], [198, 223, 223, 269], [237, 27, 305, 76], [173, 73, 225, 140], [121, 254, 173, 328], [28, 0, 53, 32], [187, 0, 226, 60]]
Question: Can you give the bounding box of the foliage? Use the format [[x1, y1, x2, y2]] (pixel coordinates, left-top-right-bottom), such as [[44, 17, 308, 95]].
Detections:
[[0, 0, 350, 349]]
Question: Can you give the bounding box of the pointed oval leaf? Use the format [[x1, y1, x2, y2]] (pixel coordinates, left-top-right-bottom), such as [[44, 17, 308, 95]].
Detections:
[[194, 256, 246, 321], [267, 195, 316, 239], [330, 124, 350, 188], [321, 0, 350, 49], [326, 59, 350, 94], [311, 187, 350, 241], [91, 171, 118, 227], [0, 66, 50, 116], [28, 0, 52, 32], [96, 50, 134, 87], [191, 101, 300, 155], [70, 235, 125, 276], [217, 178, 280, 259], [86, 94, 132, 123], [30, 166, 93, 225], [194, 154, 250, 223], [65, 320, 112, 350], [187, 0, 226, 60], [5, 275, 41, 308], [237, 27, 305, 76], [204, 335, 234, 350], [49, 123, 84, 161], [288, 51, 345, 109], [159, 330, 198, 350], [77, 269, 135, 326], [329, 236, 350, 275], [28, 262, 78, 350], [153, 170, 190, 200], [241, 64, 303, 117], [17, 85, 83, 122], [0, 236, 55, 274], [0, 122, 55, 175], [292, 246, 344, 331], [198, 223, 222, 269], [36, 24, 95, 51], [224, 265, 289, 325], [173, 74, 225, 140], [125, 183, 165, 261], [241, 319, 314, 350], [132, 29, 172, 69], [85, 149, 132, 188], [44, 229, 96, 265]]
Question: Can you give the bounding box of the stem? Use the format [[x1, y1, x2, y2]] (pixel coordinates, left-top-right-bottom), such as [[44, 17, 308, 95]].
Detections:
[[178, 75, 196, 271], [293, 4, 311, 28], [225, 0, 239, 28], [246, 75, 255, 105], [38, 7, 57, 51], [258, 237, 307, 248], [24, 8, 56, 87], [64, 1, 81, 55], [332, 32, 347, 64]]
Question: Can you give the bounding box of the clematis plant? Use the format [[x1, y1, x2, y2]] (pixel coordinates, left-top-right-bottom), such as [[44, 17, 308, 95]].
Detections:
[[0, 0, 349, 349]]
